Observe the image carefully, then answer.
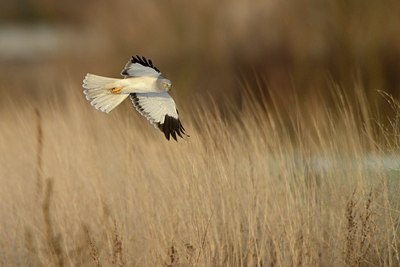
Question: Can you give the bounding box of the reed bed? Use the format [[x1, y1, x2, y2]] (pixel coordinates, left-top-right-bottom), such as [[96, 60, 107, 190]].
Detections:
[[0, 81, 399, 266]]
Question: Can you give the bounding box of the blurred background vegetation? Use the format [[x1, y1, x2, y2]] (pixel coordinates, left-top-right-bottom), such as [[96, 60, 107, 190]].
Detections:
[[0, 0, 399, 113]]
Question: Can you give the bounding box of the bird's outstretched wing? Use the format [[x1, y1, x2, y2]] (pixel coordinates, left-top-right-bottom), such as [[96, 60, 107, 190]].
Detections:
[[130, 92, 187, 141], [121, 55, 161, 78]]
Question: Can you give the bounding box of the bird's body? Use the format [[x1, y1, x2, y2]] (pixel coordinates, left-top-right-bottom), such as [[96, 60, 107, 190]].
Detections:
[[82, 55, 187, 141], [87, 76, 163, 93], [114, 76, 160, 93]]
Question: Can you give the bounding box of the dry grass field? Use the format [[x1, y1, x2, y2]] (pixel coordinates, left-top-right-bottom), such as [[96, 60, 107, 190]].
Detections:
[[1, 0, 400, 266], [0, 81, 399, 266]]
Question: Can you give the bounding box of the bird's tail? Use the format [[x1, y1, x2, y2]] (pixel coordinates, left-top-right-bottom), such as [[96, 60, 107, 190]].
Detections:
[[83, 74, 129, 113]]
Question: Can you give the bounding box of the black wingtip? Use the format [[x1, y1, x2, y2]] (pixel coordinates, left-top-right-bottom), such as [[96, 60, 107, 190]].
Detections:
[[129, 55, 160, 73], [157, 115, 188, 141]]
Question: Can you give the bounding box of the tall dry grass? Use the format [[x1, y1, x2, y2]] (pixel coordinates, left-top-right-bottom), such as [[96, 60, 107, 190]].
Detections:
[[0, 81, 399, 266]]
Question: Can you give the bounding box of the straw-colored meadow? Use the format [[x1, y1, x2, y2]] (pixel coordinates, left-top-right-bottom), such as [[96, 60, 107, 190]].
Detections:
[[1, 0, 400, 266], [0, 83, 399, 266]]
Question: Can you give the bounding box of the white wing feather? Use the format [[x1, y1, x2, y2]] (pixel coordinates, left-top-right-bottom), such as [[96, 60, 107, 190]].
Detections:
[[131, 92, 178, 124], [121, 56, 161, 78], [122, 63, 160, 77], [130, 92, 186, 140]]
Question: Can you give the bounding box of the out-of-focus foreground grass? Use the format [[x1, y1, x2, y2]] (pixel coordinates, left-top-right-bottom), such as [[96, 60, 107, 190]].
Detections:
[[0, 82, 399, 266]]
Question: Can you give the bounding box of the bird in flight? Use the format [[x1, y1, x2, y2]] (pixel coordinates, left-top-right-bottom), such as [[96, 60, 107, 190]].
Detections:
[[83, 55, 187, 141]]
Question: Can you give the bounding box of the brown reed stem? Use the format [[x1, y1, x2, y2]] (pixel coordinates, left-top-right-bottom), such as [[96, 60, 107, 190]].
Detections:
[[83, 224, 101, 267], [35, 107, 43, 196], [43, 178, 64, 267], [111, 219, 125, 267]]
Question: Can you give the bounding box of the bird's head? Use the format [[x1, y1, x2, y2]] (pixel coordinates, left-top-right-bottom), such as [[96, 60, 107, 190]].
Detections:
[[158, 77, 172, 91]]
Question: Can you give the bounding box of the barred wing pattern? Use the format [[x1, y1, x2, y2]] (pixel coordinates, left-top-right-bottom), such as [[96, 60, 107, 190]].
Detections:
[[130, 92, 187, 141]]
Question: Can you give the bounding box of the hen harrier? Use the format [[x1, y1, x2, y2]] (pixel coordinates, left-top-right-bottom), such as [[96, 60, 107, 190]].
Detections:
[[83, 55, 187, 141]]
